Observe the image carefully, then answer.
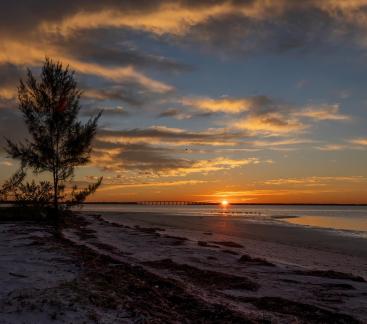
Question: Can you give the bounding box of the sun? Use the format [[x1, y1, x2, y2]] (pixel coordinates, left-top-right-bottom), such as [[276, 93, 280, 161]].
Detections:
[[221, 200, 229, 207]]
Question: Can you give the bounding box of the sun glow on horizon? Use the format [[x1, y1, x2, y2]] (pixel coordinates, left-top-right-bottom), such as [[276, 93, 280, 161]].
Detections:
[[221, 199, 229, 207]]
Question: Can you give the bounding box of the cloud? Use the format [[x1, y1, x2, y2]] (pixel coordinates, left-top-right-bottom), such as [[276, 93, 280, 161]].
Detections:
[[181, 94, 349, 136], [72, 61, 173, 92], [93, 142, 192, 174], [56, 29, 193, 73], [98, 179, 206, 192], [0, 63, 25, 100], [349, 138, 367, 146], [199, 187, 348, 202], [181, 95, 311, 135], [234, 113, 307, 135], [92, 140, 260, 176], [2, 1, 367, 62], [181, 96, 264, 113], [0, 40, 173, 96], [250, 138, 315, 149], [295, 104, 350, 121], [0, 108, 27, 150], [39, 2, 234, 37], [83, 85, 153, 107], [264, 176, 367, 186], [97, 126, 247, 146], [182, 1, 367, 55], [316, 144, 347, 151], [0, 42, 174, 94], [34, 1, 367, 54], [316, 138, 367, 150], [0, 159, 13, 167], [158, 108, 192, 120], [82, 106, 128, 117]]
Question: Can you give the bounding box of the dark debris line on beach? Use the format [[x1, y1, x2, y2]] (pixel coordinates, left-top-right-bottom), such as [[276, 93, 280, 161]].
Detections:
[[59, 236, 257, 323]]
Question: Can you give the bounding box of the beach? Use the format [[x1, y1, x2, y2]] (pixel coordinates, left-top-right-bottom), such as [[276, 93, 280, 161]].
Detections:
[[1, 206, 366, 323]]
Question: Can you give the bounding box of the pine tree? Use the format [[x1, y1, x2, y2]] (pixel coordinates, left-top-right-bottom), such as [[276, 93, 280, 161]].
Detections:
[[5, 58, 102, 214]]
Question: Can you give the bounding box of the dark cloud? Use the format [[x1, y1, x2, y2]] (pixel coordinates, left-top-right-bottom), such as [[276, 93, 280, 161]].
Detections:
[[56, 29, 193, 73], [114, 143, 191, 172], [97, 126, 247, 145], [194, 112, 215, 118], [1, 1, 366, 72], [93, 141, 192, 173], [158, 109, 182, 118], [0, 1, 162, 37], [82, 106, 129, 117], [82, 77, 177, 108], [83, 85, 147, 107], [184, 8, 339, 55], [0, 108, 27, 152], [0, 64, 23, 88], [158, 108, 214, 119], [93, 139, 256, 175]]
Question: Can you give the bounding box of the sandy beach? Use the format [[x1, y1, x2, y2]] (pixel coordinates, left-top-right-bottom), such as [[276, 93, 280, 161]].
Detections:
[[1, 210, 366, 323]]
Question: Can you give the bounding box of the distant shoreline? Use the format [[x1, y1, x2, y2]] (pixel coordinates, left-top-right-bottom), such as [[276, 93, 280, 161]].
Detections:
[[2, 201, 367, 206], [80, 202, 367, 206], [1, 202, 367, 207], [6, 201, 366, 206]]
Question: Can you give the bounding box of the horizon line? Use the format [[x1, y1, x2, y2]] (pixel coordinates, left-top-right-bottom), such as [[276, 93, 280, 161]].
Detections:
[[84, 201, 367, 206]]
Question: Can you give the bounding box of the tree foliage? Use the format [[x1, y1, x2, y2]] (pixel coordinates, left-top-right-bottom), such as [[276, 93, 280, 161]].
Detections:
[[0, 168, 26, 201], [3, 58, 102, 213]]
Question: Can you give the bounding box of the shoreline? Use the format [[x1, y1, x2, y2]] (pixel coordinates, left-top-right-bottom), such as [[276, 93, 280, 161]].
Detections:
[[80, 204, 367, 239], [98, 211, 367, 263], [79, 202, 367, 206]]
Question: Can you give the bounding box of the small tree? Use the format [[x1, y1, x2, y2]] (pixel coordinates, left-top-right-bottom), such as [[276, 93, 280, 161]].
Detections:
[[5, 58, 102, 215]]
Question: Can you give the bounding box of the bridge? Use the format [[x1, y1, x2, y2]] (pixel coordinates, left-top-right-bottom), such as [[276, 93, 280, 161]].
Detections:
[[137, 201, 216, 206]]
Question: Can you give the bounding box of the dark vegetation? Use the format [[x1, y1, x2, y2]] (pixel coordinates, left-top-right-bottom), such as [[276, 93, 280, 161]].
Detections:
[[0, 58, 102, 224]]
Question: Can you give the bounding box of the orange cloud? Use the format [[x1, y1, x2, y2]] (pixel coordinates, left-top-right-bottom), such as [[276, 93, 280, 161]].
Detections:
[[295, 104, 350, 121], [350, 138, 367, 145], [40, 3, 234, 37], [199, 188, 342, 201], [38, 1, 367, 39], [98, 179, 206, 192], [0, 88, 17, 100], [181, 97, 253, 113], [264, 176, 367, 186], [96, 126, 244, 147], [0, 40, 173, 93], [234, 113, 307, 135]]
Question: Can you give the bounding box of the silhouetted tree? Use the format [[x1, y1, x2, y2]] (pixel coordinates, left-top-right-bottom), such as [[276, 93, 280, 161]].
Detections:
[[0, 168, 26, 202], [5, 58, 102, 215]]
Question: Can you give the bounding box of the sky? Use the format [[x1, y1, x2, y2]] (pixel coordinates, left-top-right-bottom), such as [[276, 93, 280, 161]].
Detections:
[[0, 0, 367, 203]]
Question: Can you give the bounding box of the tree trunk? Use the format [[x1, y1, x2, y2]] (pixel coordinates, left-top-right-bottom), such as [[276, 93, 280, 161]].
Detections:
[[53, 171, 58, 216], [54, 180, 58, 211], [53, 173, 62, 237], [54, 125, 60, 217]]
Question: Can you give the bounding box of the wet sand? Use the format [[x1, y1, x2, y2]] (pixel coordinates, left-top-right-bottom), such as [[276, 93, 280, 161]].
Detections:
[[99, 211, 367, 276]]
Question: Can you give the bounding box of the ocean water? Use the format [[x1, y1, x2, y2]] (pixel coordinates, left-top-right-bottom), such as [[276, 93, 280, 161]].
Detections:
[[81, 204, 367, 238]]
